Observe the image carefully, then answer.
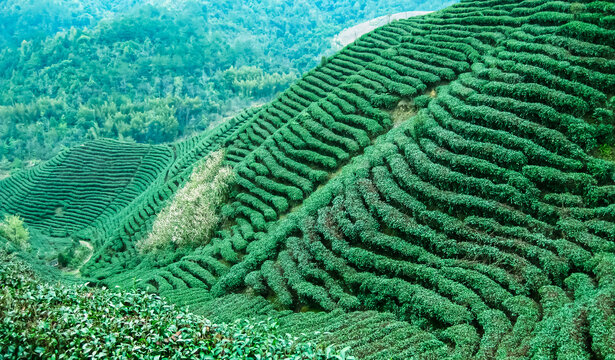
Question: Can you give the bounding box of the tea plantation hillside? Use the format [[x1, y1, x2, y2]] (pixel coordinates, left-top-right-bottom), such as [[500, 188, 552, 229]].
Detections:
[[0, 107, 256, 267], [2, 0, 615, 358]]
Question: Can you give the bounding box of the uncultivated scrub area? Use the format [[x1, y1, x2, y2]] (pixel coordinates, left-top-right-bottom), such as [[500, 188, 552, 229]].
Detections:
[[0, 215, 29, 250], [137, 150, 234, 253]]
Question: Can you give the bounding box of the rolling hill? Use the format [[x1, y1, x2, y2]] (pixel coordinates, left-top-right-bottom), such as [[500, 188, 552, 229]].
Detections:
[[0, 0, 455, 177], [2, 0, 615, 358]]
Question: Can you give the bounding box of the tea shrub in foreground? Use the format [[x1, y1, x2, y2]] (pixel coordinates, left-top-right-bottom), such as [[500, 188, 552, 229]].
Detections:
[[0, 252, 354, 359]]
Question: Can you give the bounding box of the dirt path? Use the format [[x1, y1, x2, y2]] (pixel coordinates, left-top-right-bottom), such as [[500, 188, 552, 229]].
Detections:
[[66, 240, 93, 277], [79, 240, 94, 267], [331, 11, 433, 50]]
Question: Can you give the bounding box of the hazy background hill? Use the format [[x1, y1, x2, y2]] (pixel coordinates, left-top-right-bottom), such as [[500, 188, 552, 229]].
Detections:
[[0, 0, 455, 177], [0, 0, 141, 47]]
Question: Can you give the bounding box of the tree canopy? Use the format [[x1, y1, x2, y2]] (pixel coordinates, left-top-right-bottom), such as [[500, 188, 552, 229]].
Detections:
[[0, 0, 454, 176]]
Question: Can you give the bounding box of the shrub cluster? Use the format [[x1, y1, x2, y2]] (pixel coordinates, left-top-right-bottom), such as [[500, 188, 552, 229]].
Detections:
[[0, 252, 354, 359], [0, 215, 29, 250]]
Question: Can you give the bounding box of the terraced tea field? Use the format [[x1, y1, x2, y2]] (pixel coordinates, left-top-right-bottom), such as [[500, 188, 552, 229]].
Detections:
[[1, 0, 614, 358]]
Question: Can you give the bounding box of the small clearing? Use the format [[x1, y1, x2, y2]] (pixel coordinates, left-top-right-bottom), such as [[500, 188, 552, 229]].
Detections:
[[390, 98, 418, 126]]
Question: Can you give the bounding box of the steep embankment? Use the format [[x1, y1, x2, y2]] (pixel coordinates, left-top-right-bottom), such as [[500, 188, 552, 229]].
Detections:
[[2, 0, 615, 358]]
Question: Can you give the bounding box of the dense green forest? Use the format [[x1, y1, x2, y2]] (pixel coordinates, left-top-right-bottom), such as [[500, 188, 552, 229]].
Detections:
[[2, 0, 615, 358], [0, 0, 141, 47], [0, 0, 454, 177]]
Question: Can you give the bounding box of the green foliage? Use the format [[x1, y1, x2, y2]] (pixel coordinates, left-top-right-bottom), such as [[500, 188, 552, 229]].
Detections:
[[3, 0, 615, 358], [0, 0, 453, 172], [0, 252, 355, 359], [137, 150, 233, 252], [203, 1, 615, 357], [0, 215, 29, 249], [596, 144, 615, 162], [0, 0, 132, 47], [0, 139, 175, 240], [57, 239, 91, 269]]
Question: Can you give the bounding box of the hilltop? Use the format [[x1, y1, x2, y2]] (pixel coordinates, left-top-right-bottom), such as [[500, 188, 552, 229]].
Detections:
[[1, 0, 615, 358]]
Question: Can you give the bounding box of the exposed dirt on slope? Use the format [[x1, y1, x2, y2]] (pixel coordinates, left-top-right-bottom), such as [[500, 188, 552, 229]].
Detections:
[[390, 98, 418, 127]]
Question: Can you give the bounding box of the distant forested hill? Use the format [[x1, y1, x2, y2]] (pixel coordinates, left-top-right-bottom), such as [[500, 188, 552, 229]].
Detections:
[[0, 0, 454, 176], [0, 0, 141, 47]]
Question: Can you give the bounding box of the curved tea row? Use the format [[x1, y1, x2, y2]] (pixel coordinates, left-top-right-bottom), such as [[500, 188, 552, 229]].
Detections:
[[143, 0, 614, 357]]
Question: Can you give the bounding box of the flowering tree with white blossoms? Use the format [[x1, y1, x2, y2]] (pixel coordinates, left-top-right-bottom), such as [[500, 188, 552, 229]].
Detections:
[[137, 149, 233, 252]]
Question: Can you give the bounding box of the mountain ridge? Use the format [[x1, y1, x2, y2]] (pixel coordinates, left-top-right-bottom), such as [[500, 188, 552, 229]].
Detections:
[[330, 11, 435, 50]]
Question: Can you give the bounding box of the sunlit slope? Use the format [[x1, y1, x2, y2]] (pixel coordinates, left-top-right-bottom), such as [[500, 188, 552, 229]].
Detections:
[[2, 0, 615, 358], [79, 37, 397, 280], [142, 0, 615, 295], [136, 0, 614, 358]]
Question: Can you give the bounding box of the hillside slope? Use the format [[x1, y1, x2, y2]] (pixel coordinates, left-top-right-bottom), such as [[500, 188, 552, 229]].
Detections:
[[2, 0, 615, 358], [0, 0, 454, 176]]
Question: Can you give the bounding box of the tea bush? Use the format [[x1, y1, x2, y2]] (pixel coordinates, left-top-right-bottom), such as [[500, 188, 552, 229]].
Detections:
[[0, 252, 354, 360]]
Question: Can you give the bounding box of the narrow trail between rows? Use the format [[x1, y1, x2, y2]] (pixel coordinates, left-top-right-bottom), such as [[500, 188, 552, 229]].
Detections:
[[66, 240, 93, 277]]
